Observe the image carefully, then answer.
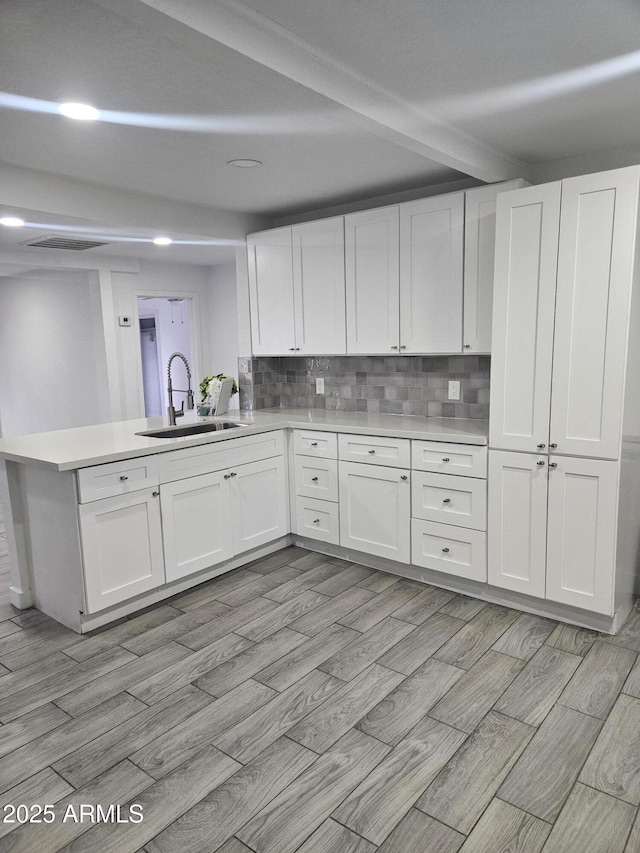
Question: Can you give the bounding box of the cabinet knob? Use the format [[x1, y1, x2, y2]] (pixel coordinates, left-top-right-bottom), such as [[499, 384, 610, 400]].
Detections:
[[230, 471, 237, 477], [295, 348, 300, 351], [288, 347, 295, 351], [442, 457, 450, 463], [400, 475, 408, 481], [443, 497, 451, 503], [390, 346, 398, 351], [537, 443, 546, 449], [311, 476, 319, 482], [442, 547, 450, 553], [313, 518, 320, 524], [549, 462, 558, 468], [400, 345, 406, 350], [368, 449, 376, 454], [310, 442, 318, 447], [152, 490, 160, 497], [550, 443, 558, 449], [119, 475, 129, 481], [536, 460, 545, 467], [223, 473, 231, 479], [463, 344, 471, 349]]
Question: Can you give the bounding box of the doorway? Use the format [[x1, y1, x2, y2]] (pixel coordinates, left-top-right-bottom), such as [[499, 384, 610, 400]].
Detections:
[[137, 296, 194, 418]]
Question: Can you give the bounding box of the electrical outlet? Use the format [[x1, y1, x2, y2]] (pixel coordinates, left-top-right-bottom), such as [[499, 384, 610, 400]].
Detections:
[[118, 315, 132, 327], [448, 380, 461, 401], [315, 377, 325, 394]]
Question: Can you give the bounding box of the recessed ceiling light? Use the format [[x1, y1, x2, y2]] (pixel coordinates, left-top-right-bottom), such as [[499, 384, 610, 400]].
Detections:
[[227, 159, 263, 168], [0, 216, 25, 227], [153, 237, 172, 246], [58, 102, 100, 121]]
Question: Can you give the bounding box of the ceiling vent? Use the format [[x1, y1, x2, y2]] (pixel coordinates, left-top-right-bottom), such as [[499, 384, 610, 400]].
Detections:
[[20, 235, 112, 251]]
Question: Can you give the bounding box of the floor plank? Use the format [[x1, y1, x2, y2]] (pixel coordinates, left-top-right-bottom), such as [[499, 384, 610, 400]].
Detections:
[[263, 561, 341, 603], [130, 679, 276, 779], [236, 729, 390, 853], [144, 737, 316, 853], [169, 568, 264, 611], [289, 586, 375, 637], [0, 702, 70, 759], [377, 809, 464, 853], [542, 784, 636, 853], [235, 591, 330, 643], [579, 693, 640, 805], [433, 605, 519, 671], [493, 645, 582, 726], [558, 640, 637, 719], [120, 599, 232, 655], [296, 819, 376, 853], [545, 622, 598, 657], [357, 571, 402, 592], [213, 669, 343, 763], [391, 585, 456, 625], [287, 663, 405, 753], [498, 704, 602, 822], [333, 716, 466, 844], [377, 612, 466, 675], [429, 650, 526, 733], [318, 616, 415, 681], [52, 684, 211, 788], [438, 595, 486, 621], [337, 579, 423, 633], [0, 767, 74, 840], [310, 564, 374, 597], [457, 798, 551, 853], [416, 711, 534, 834], [176, 597, 280, 651], [491, 613, 556, 661], [215, 565, 303, 607], [357, 657, 463, 745]]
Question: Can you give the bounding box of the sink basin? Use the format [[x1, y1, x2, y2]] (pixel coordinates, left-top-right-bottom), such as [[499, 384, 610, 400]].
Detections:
[[136, 421, 249, 439]]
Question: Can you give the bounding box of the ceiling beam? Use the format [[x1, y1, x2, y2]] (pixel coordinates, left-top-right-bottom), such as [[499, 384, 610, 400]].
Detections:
[[94, 0, 529, 183]]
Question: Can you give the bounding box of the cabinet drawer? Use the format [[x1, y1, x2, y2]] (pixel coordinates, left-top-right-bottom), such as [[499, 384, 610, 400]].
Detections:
[[339, 433, 410, 468], [412, 519, 487, 582], [295, 496, 339, 545], [77, 456, 159, 503], [158, 430, 284, 483], [295, 456, 338, 501], [293, 430, 337, 459], [412, 471, 486, 530], [412, 441, 487, 478]]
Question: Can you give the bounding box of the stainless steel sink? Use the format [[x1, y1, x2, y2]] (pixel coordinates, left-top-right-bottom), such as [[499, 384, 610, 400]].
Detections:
[[136, 421, 249, 439]]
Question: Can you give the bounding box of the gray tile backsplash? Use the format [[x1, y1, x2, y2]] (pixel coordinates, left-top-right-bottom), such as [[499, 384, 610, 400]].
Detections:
[[238, 355, 490, 419]]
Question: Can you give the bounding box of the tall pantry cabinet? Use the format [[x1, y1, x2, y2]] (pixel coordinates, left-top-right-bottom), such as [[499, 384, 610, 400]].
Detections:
[[488, 167, 640, 627]]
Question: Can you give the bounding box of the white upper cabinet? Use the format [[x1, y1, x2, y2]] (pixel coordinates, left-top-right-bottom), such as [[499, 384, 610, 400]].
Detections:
[[399, 193, 464, 353], [463, 180, 524, 353], [549, 170, 638, 459], [345, 205, 400, 353], [490, 183, 562, 453], [248, 226, 295, 355], [292, 217, 346, 355], [491, 168, 640, 460]]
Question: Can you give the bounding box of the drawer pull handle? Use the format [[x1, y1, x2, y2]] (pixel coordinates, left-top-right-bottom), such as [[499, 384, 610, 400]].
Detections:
[[311, 442, 318, 447], [288, 347, 295, 351], [443, 498, 451, 503], [442, 547, 450, 553], [536, 460, 545, 467], [550, 443, 558, 449], [368, 449, 376, 454], [549, 462, 558, 468], [224, 473, 231, 479], [119, 475, 129, 481], [311, 477, 319, 482], [390, 345, 398, 350], [313, 518, 320, 524], [537, 443, 546, 449], [230, 472, 237, 477], [442, 457, 450, 462], [400, 475, 408, 481], [152, 490, 160, 497], [400, 345, 406, 350]]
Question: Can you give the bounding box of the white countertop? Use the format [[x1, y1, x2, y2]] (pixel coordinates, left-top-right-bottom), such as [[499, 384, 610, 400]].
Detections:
[[0, 408, 488, 471]]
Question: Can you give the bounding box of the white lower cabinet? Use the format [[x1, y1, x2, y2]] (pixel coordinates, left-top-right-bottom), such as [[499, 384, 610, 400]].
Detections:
[[295, 495, 340, 545], [488, 450, 618, 614], [79, 488, 165, 613], [339, 460, 411, 563], [412, 519, 486, 582], [230, 456, 289, 554], [161, 471, 234, 583]]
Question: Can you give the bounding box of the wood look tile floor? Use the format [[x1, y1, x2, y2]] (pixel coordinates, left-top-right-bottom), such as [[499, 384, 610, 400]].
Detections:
[[0, 546, 639, 852]]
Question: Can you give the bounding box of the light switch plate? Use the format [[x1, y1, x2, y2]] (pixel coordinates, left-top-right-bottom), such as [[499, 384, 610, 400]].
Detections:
[[118, 315, 132, 327]]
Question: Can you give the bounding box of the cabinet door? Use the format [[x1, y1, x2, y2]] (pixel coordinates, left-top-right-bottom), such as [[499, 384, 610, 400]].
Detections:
[[489, 183, 561, 453], [247, 226, 295, 355], [292, 217, 346, 355], [345, 206, 400, 353], [161, 471, 233, 583], [546, 456, 618, 615], [399, 193, 464, 353], [339, 461, 410, 563], [79, 488, 165, 613], [487, 450, 547, 599], [463, 181, 523, 353], [230, 456, 289, 554], [550, 168, 639, 460]]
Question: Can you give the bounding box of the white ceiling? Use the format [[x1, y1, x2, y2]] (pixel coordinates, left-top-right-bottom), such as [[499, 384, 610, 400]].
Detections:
[[2, 0, 640, 263]]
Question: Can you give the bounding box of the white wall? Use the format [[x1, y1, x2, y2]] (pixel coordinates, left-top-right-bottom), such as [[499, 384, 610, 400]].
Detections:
[[0, 268, 110, 437], [209, 261, 241, 410]]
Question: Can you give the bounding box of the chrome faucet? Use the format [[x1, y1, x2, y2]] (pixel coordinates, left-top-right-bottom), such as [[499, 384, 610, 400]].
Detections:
[[167, 352, 195, 425]]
